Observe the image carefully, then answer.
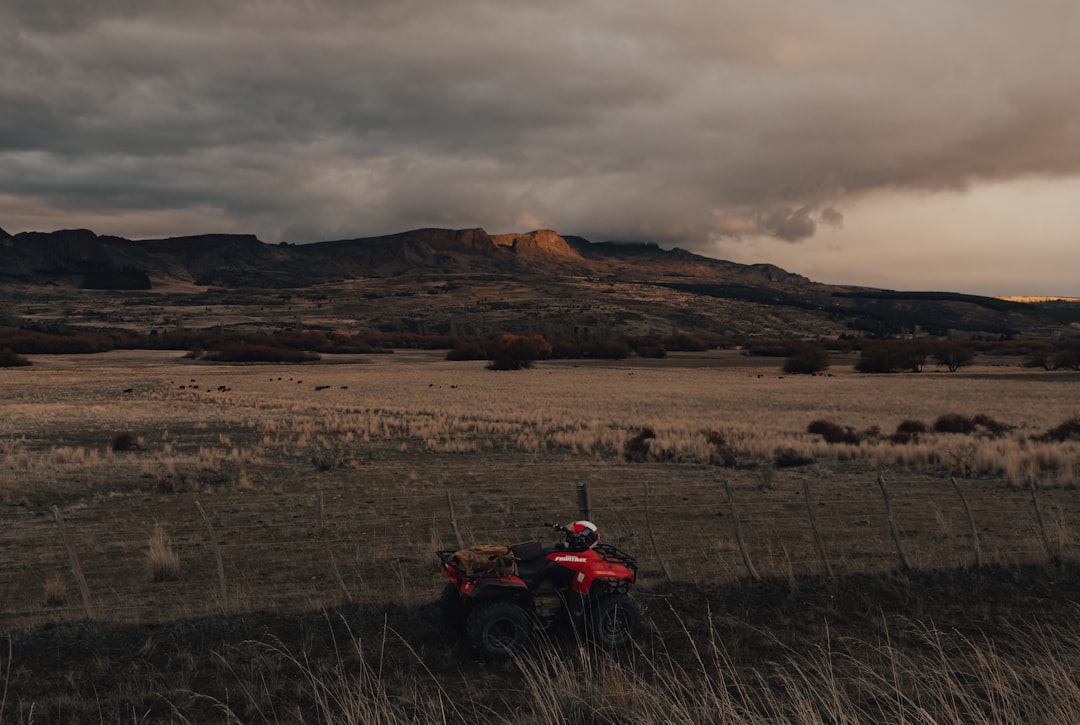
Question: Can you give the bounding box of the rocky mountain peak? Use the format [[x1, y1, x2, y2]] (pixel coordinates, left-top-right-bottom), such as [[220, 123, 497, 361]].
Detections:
[[491, 229, 580, 259]]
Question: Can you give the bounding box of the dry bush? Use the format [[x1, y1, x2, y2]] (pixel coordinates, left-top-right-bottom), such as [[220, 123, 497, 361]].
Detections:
[[111, 431, 140, 451], [0, 348, 31, 367], [623, 427, 656, 462], [807, 420, 862, 445], [774, 447, 814, 468], [890, 419, 928, 444], [1037, 417, 1080, 443], [933, 413, 977, 434], [972, 414, 1013, 437], [43, 572, 67, 606], [783, 343, 830, 375], [237, 466, 254, 491], [706, 429, 737, 466], [934, 413, 1012, 437], [147, 525, 180, 582]]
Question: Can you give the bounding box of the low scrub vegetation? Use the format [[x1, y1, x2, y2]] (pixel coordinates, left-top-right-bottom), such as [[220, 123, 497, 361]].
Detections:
[[0, 348, 30, 367], [807, 419, 865, 445], [855, 339, 976, 373], [188, 344, 321, 363], [783, 343, 830, 374], [1037, 417, 1080, 442]]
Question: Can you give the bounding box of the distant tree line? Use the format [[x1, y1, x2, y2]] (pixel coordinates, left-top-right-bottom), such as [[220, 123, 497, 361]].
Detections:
[[2, 323, 1078, 373]]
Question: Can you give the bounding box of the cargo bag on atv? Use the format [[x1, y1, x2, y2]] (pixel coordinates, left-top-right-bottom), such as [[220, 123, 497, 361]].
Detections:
[[450, 545, 516, 577]]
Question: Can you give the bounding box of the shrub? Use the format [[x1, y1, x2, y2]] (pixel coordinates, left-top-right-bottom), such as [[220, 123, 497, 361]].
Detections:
[[582, 339, 632, 360], [746, 340, 797, 358], [0, 348, 30, 367], [635, 344, 667, 359], [972, 414, 1012, 436], [896, 419, 928, 435], [774, 448, 814, 468], [706, 429, 736, 466], [931, 413, 1012, 436], [1022, 344, 1057, 370], [807, 420, 862, 445], [890, 419, 927, 444], [1053, 347, 1080, 371], [111, 432, 140, 451], [854, 342, 907, 373], [1036, 417, 1080, 442], [197, 344, 320, 363], [623, 427, 656, 462], [783, 344, 830, 375], [662, 332, 714, 351], [487, 334, 552, 371], [933, 414, 977, 434], [933, 342, 975, 372], [446, 338, 488, 361]]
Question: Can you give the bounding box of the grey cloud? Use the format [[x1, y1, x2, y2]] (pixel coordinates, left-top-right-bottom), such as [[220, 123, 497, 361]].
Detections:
[[2, 0, 1079, 249]]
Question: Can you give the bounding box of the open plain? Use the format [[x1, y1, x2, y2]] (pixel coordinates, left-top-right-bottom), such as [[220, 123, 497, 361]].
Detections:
[[3, 348, 1080, 722]]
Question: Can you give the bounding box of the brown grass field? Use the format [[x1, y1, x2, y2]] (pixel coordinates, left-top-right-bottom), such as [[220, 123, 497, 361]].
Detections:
[[3, 349, 1080, 722]]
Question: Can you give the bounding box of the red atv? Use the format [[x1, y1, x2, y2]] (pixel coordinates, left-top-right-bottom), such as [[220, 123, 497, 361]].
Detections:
[[436, 521, 640, 660]]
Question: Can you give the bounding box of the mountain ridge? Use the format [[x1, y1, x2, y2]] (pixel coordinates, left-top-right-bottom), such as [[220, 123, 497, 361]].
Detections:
[[2, 226, 1077, 339]]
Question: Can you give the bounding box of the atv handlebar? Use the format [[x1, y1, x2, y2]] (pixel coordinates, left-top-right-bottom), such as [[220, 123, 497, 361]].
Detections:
[[543, 522, 592, 552]]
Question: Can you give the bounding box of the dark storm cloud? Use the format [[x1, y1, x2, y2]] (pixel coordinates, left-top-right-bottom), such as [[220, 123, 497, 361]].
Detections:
[[2, 0, 1078, 247]]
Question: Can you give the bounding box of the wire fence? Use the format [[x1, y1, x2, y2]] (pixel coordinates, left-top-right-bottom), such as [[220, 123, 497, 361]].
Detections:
[[1, 472, 1074, 630]]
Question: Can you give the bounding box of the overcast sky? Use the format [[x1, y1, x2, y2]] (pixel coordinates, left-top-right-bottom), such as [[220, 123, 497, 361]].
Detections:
[[3, 1, 1078, 296]]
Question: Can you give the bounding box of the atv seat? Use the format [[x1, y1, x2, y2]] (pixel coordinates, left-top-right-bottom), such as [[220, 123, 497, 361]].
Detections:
[[510, 539, 545, 562], [514, 555, 556, 586]]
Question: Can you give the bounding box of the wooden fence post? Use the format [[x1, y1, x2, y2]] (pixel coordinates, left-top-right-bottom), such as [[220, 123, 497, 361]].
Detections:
[[723, 479, 761, 581], [1028, 475, 1060, 564], [950, 476, 982, 567], [316, 488, 325, 539], [876, 475, 910, 570], [576, 481, 591, 521], [51, 506, 95, 619], [802, 478, 834, 582], [446, 491, 464, 551], [644, 481, 673, 583], [317, 492, 353, 605], [195, 501, 228, 611]]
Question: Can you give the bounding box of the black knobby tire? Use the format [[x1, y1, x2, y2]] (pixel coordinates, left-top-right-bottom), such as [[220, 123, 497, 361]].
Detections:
[[588, 593, 640, 649], [439, 584, 467, 631], [465, 599, 531, 660]]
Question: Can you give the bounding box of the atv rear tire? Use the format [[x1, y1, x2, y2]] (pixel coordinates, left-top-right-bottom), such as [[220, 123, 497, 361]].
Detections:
[[588, 593, 640, 649], [439, 584, 467, 631], [465, 600, 531, 660]]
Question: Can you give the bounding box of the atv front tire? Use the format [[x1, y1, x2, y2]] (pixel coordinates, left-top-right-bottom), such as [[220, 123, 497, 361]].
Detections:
[[465, 600, 531, 660], [588, 593, 640, 649]]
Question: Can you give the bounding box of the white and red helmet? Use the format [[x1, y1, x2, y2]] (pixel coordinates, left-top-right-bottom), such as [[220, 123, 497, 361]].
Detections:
[[569, 520, 599, 548]]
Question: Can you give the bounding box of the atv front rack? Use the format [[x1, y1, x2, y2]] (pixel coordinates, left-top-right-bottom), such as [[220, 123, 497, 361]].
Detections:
[[593, 543, 638, 573]]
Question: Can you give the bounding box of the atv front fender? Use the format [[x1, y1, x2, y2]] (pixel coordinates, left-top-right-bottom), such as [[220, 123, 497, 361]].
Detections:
[[569, 562, 635, 595]]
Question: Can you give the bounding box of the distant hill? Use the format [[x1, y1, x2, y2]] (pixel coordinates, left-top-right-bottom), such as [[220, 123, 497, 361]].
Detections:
[[2, 226, 1078, 339]]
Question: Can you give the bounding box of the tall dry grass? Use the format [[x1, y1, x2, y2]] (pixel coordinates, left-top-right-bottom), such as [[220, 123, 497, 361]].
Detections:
[[147, 524, 180, 582], [190, 614, 1080, 724]]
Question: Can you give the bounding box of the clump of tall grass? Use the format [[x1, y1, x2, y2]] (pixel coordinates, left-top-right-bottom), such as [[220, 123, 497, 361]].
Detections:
[[43, 572, 67, 606], [147, 525, 180, 582]]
